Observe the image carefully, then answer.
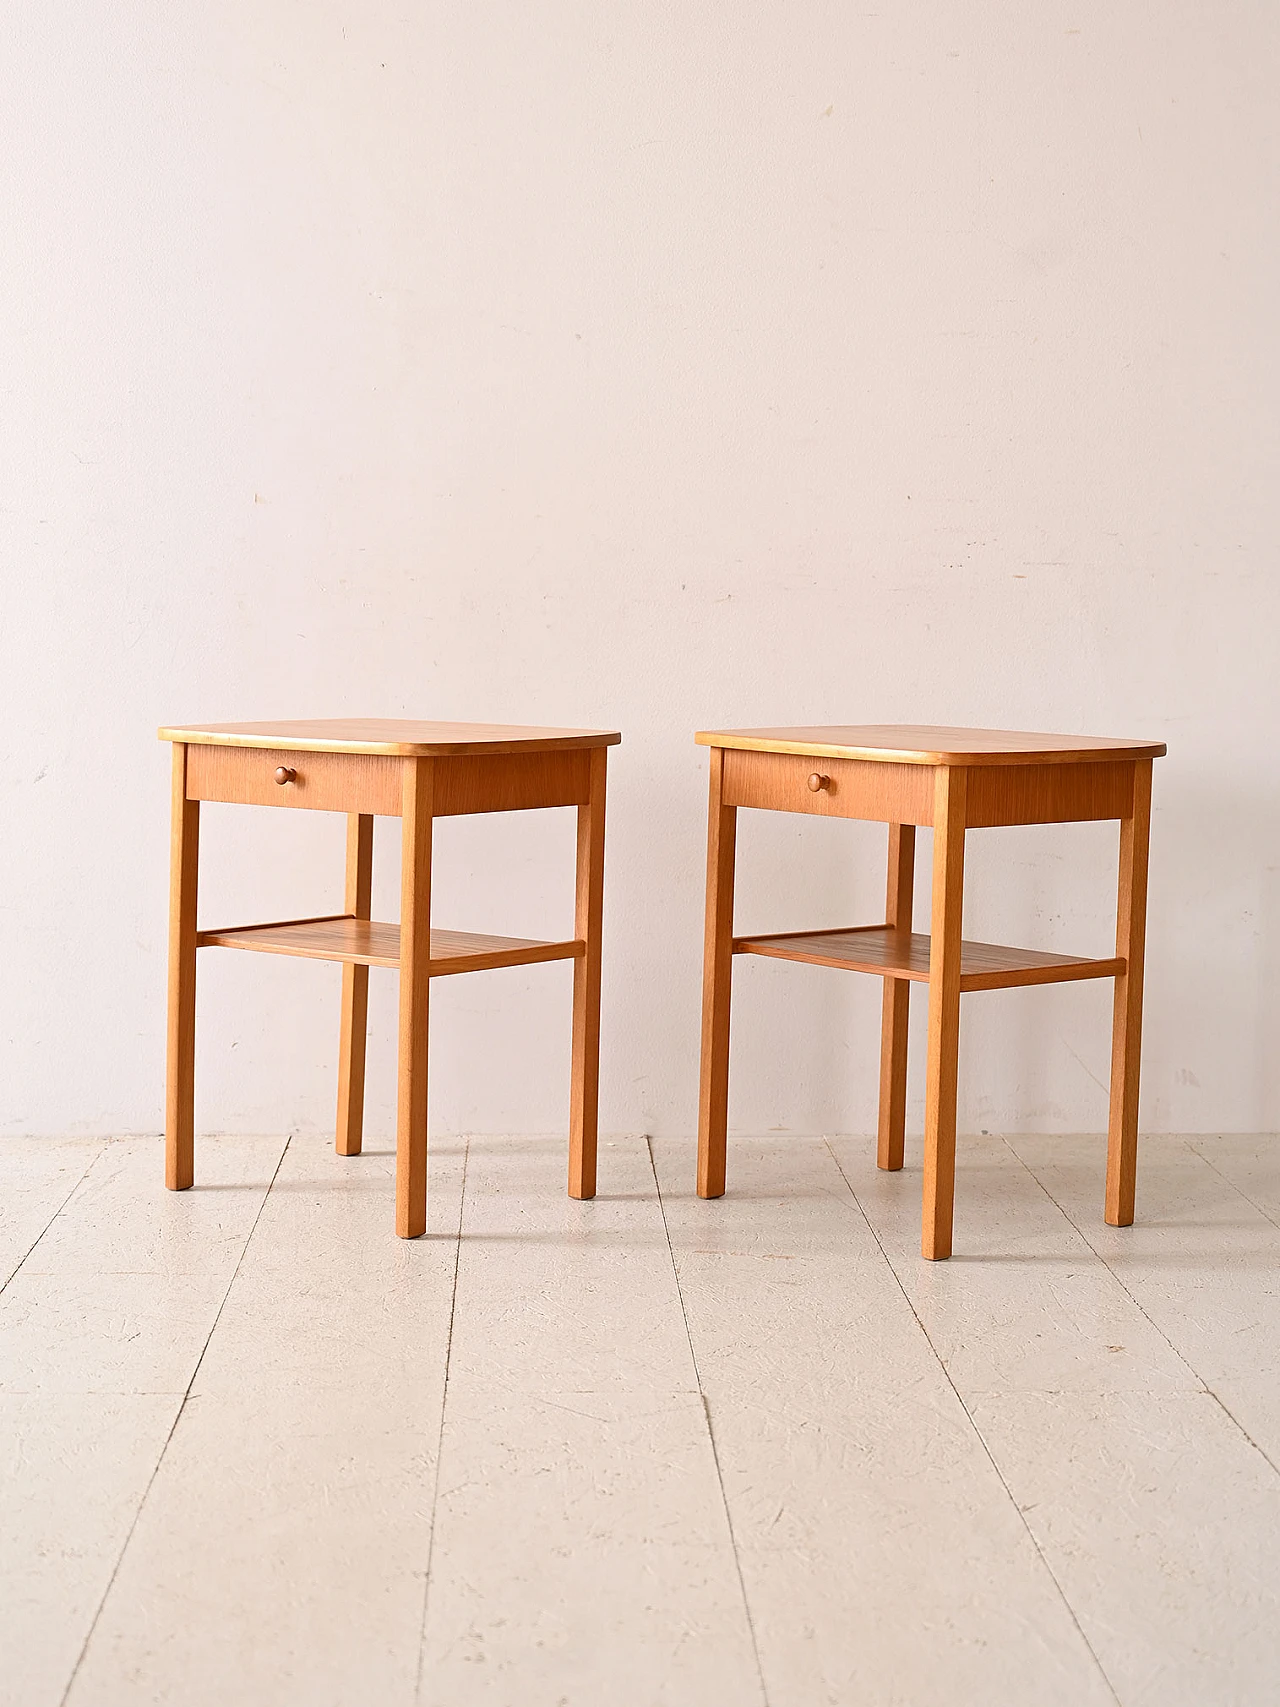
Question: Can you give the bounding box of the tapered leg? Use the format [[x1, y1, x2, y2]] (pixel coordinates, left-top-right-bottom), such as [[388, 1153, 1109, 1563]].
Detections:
[[396, 761, 433, 1237], [569, 748, 608, 1199], [1106, 759, 1153, 1226], [336, 813, 374, 1156], [922, 768, 966, 1259], [877, 823, 916, 1171], [165, 743, 199, 1191], [697, 747, 737, 1198]]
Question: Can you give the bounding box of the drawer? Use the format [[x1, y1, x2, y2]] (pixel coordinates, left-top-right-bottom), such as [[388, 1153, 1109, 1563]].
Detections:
[[185, 744, 403, 815], [720, 748, 934, 825]]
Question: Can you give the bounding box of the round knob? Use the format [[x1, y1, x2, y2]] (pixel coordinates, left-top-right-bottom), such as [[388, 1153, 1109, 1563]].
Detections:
[[807, 772, 831, 793], [274, 765, 297, 786]]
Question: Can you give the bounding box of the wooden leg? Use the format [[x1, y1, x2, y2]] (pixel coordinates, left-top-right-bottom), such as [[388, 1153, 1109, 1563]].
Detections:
[[697, 748, 737, 1198], [569, 748, 607, 1199], [1106, 759, 1153, 1226], [165, 743, 199, 1191], [877, 823, 916, 1171], [336, 813, 374, 1157], [922, 768, 966, 1260], [396, 761, 433, 1238]]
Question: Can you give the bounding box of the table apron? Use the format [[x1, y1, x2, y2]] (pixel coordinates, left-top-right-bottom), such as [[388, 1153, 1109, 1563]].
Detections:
[[964, 760, 1135, 826], [432, 750, 591, 816], [720, 750, 1136, 827]]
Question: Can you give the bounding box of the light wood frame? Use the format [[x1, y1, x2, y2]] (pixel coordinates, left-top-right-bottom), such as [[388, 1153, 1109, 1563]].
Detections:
[[163, 728, 616, 1237], [695, 738, 1159, 1260]]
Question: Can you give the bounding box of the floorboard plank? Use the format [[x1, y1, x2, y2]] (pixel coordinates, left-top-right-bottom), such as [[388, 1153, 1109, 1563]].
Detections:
[[1009, 1132, 1280, 1458], [968, 1388, 1280, 1707], [829, 1133, 1195, 1396], [655, 1136, 1114, 1707], [418, 1136, 763, 1707], [0, 1136, 285, 1707], [845, 1131, 1280, 1707], [6, 1132, 1279, 1707], [0, 1393, 180, 1707], [65, 1134, 464, 1707], [0, 1136, 106, 1291]]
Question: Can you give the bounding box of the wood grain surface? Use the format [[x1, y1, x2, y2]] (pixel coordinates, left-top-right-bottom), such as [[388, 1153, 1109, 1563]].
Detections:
[[877, 824, 916, 1171], [335, 814, 374, 1157], [697, 725, 1166, 767], [165, 744, 199, 1192], [161, 718, 621, 757], [197, 916, 582, 976], [1106, 758, 1154, 1226], [734, 925, 1123, 992], [569, 746, 608, 1199], [185, 743, 402, 815], [722, 748, 934, 824], [697, 746, 738, 1198]]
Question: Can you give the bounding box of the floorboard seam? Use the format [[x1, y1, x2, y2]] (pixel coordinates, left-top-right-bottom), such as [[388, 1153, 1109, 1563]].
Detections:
[[56, 1132, 293, 1707], [646, 1138, 771, 1707], [999, 1136, 1206, 1391], [0, 1139, 109, 1297], [414, 1136, 469, 1707], [825, 1140, 1124, 1707], [1006, 1137, 1280, 1481], [1186, 1140, 1280, 1234]]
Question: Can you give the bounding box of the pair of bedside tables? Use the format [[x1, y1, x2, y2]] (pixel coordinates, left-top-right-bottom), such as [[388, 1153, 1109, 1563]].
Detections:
[[160, 719, 1164, 1259]]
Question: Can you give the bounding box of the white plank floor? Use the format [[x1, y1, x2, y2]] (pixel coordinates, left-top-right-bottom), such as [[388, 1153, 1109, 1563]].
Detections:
[[3, 1132, 1279, 1706]]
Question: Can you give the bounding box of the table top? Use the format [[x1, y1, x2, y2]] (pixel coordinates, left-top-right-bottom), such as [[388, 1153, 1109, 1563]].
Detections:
[[159, 719, 622, 757], [696, 725, 1166, 767]]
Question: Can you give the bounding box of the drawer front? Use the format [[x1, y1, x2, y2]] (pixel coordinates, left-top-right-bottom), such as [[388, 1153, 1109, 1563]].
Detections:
[[185, 744, 403, 815], [721, 749, 934, 825]]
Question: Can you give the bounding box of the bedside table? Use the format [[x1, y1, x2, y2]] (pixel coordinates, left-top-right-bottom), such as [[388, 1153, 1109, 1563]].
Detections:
[[694, 725, 1166, 1259], [160, 719, 620, 1236]]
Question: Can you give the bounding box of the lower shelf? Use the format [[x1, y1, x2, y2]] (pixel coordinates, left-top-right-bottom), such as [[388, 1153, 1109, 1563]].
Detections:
[[734, 925, 1123, 993], [197, 914, 582, 977]]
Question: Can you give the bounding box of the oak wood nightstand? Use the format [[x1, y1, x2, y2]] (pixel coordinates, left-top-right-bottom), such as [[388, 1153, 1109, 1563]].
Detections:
[[694, 725, 1166, 1259], [160, 719, 620, 1236]]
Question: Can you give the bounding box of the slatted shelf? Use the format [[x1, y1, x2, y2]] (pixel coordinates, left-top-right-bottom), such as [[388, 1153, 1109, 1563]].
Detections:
[[734, 925, 1123, 993], [196, 914, 582, 977]]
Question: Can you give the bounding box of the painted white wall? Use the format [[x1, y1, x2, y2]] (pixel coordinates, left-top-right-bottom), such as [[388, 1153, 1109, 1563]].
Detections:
[[2, 3, 1277, 1145]]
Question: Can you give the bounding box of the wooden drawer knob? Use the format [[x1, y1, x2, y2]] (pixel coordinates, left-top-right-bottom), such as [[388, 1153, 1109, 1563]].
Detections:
[[274, 765, 297, 786], [807, 772, 831, 793]]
